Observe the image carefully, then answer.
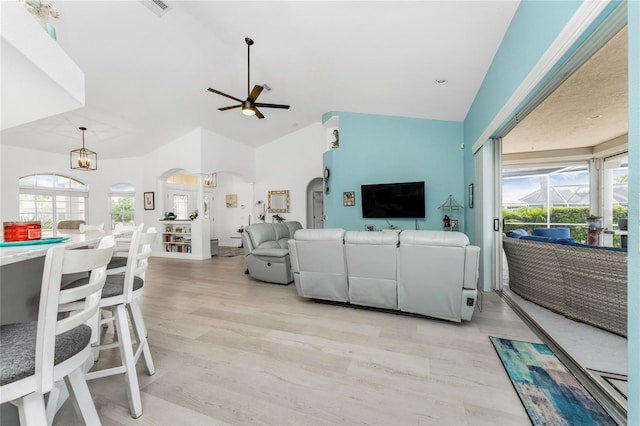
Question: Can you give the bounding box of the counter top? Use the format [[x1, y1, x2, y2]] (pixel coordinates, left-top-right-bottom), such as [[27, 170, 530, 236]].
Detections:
[[0, 230, 108, 266]]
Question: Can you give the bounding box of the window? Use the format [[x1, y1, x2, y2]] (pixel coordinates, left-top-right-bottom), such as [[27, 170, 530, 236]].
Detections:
[[19, 174, 88, 230], [502, 164, 592, 242], [603, 155, 628, 247], [109, 183, 135, 230], [173, 194, 188, 220]]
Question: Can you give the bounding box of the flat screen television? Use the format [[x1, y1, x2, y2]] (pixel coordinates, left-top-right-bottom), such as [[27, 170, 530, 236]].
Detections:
[[361, 181, 425, 218]]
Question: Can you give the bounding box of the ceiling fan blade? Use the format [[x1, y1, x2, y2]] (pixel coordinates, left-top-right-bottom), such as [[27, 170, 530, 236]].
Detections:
[[248, 85, 264, 102], [255, 103, 290, 110], [207, 88, 243, 103], [218, 104, 241, 111], [254, 108, 265, 119]]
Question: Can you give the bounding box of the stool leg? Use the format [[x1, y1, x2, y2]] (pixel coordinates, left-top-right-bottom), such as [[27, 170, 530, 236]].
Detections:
[[17, 392, 47, 425], [65, 367, 101, 425], [114, 304, 143, 418], [129, 300, 155, 375]]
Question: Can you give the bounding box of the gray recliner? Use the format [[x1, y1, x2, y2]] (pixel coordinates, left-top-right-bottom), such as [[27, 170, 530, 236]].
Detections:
[[242, 221, 302, 284], [397, 230, 479, 322]]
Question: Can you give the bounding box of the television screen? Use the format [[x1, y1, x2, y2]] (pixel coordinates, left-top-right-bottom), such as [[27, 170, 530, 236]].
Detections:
[[361, 181, 425, 218]]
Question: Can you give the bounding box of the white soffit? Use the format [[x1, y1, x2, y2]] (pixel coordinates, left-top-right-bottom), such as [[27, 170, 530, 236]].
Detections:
[[0, 1, 85, 130]]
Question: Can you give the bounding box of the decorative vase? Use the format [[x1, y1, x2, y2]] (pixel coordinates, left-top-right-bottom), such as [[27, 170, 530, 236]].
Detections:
[[586, 218, 602, 228]]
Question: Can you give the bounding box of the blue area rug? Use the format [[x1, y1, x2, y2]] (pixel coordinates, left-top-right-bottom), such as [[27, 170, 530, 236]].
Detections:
[[490, 337, 615, 425]]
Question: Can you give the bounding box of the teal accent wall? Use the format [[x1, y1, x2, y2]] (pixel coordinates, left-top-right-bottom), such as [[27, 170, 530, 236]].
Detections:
[[627, 1, 639, 423], [461, 0, 638, 420], [463, 0, 583, 244], [322, 111, 464, 232]]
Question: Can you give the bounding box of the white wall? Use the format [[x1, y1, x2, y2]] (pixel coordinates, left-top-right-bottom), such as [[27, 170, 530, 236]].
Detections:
[[254, 122, 325, 227], [1, 122, 324, 245], [211, 172, 252, 247], [200, 128, 256, 182], [0, 144, 145, 227]]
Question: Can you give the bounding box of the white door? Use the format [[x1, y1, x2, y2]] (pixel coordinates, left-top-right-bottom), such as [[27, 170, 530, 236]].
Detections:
[[474, 138, 503, 292], [312, 191, 324, 229]]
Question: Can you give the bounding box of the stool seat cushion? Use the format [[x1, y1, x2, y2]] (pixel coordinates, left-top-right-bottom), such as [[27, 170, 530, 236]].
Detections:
[[68, 274, 144, 298], [107, 257, 128, 270], [0, 322, 91, 386]]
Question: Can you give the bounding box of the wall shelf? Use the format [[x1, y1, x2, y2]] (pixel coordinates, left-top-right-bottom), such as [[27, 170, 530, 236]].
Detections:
[[438, 194, 463, 232]]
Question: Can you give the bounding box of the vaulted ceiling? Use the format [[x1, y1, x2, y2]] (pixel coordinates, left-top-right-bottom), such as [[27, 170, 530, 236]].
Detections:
[[1, 1, 520, 159], [2, 1, 627, 161]]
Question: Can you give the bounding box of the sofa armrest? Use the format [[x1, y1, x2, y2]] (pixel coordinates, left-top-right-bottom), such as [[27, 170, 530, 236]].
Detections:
[[463, 245, 480, 290], [242, 233, 253, 256]]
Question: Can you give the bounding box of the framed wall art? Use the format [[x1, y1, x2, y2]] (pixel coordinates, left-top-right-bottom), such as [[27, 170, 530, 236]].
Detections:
[[144, 192, 155, 210], [343, 191, 355, 206]]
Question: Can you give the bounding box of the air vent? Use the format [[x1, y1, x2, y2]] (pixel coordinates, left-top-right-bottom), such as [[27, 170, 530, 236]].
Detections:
[[140, 0, 170, 16]]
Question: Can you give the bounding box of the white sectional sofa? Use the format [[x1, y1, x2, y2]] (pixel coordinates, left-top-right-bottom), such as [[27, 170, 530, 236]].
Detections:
[[288, 229, 480, 323]]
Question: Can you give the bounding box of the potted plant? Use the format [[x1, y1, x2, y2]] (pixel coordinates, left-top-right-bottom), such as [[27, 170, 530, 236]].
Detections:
[[585, 214, 603, 228]]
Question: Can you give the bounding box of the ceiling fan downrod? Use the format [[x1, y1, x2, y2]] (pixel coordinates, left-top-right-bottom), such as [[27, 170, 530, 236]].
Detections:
[[245, 37, 253, 96]]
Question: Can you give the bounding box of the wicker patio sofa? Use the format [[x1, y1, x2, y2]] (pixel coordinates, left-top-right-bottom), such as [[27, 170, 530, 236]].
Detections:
[[502, 235, 627, 337]]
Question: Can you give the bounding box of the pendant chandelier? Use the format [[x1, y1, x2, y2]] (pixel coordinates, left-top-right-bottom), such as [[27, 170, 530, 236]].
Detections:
[[70, 126, 97, 171], [204, 172, 216, 187]]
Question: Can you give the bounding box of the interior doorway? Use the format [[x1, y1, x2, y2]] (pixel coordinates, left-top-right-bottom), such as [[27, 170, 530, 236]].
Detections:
[[306, 178, 323, 229]]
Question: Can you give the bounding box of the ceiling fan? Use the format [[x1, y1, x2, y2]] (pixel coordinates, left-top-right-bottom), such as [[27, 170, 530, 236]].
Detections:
[[207, 37, 290, 119]]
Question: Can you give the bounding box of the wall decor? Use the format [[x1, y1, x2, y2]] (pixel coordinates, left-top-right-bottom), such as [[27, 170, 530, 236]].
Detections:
[[343, 191, 355, 206], [468, 184, 474, 208], [143, 192, 155, 210], [365, 224, 375, 231], [225, 194, 238, 208], [268, 190, 290, 213]]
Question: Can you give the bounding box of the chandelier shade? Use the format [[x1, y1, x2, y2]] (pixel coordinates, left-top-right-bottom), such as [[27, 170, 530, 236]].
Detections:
[[70, 127, 97, 171]]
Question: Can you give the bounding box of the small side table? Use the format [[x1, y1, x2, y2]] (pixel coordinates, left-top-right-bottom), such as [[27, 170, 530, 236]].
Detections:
[[604, 230, 628, 248]]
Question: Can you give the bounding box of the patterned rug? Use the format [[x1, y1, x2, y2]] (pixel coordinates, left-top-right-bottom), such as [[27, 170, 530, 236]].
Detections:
[[490, 337, 615, 425]]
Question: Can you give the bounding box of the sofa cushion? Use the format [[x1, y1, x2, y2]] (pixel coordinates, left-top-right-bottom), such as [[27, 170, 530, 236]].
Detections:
[[251, 247, 289, 258], [533, 227, 570, 238], [520, 235, 576, 244]]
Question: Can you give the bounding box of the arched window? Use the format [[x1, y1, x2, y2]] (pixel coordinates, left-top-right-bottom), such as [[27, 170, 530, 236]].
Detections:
[[19, 174, 88, 230], [109, 183, 135, 230]]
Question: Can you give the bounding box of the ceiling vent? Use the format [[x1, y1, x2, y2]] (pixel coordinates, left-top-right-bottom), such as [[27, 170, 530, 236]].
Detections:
[[140, 0, 170, 16]]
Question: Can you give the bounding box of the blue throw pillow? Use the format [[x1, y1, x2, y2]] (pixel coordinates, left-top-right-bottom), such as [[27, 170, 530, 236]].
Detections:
[[505, 229, 528, 238], [532, 228, 571, 238]]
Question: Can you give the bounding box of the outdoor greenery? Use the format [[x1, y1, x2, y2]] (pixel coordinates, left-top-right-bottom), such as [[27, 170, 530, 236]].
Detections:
[[111, 196, 135, 226], [503, 205, 628, 245]]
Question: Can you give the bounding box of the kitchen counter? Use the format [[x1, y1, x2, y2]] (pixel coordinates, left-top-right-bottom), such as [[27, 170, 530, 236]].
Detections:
[[0, 230, 107, 266]]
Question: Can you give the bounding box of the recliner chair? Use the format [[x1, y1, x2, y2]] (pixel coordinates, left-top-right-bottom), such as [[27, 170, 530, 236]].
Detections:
[[397, 230, 479, 322], [344, 230, 399, 309], [242, 221, 302, 284], [289, 228, 348, 301]]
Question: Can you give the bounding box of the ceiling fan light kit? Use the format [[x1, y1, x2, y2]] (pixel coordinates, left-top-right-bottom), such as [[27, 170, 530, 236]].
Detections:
[[207, 37, 290, 119]]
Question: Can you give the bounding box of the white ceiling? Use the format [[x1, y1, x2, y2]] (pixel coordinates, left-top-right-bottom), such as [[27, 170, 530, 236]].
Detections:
[[1, 1, 520, 159], [503, 26, 628, 155]]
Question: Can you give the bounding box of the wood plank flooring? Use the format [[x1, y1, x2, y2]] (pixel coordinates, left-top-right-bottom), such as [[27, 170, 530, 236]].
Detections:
[[53, 254, 540, 425]]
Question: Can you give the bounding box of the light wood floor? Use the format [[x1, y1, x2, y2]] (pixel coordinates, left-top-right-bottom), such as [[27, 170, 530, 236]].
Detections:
[[54, 254, 540, 425]]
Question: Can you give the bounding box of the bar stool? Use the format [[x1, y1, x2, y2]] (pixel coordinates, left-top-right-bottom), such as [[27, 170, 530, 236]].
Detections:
[[0, 237, 115, 425], [71, 228, 157, 418], [107, 224, 144, 275], [79, 223, 105, 232]]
